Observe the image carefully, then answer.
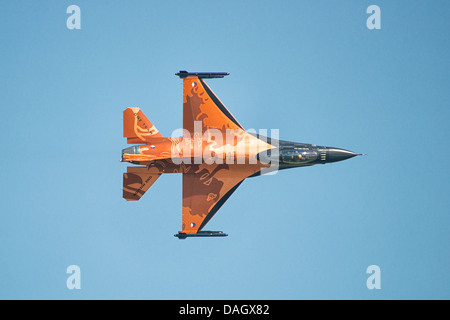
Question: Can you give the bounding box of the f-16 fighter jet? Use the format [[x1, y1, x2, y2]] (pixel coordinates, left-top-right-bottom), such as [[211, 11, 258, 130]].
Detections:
[[121, 71, 360, 239]]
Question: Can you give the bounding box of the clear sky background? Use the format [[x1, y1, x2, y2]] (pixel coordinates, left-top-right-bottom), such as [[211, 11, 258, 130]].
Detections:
[[1, 1, 449, 299]]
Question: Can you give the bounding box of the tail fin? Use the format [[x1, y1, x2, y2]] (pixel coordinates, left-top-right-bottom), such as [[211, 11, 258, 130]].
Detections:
[[123, 166, 162, 201], [123, 108, 162, 144]]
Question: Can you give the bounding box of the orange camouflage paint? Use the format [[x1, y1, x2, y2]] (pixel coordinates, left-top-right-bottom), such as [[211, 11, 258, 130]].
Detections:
[[122, 73, 276, 238]]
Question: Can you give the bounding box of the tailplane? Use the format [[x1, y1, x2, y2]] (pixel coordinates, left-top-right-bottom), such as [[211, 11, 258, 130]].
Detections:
[[123, 108, 162, 144], [123, 166, 162, 201]]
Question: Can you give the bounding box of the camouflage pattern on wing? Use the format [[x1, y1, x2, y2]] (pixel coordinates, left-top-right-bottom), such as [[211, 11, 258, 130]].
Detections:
[[178, 76, 276, 234], [181, 164, 259, 234], [183, 76, 243, 133]]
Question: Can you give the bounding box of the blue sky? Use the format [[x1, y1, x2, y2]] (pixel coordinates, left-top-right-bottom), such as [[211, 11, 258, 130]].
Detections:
[[0, 1, 449, 299]]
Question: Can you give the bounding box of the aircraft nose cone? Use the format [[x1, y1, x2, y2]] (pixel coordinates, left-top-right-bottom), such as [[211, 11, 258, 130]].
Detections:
[[326, 148, 358, 163]]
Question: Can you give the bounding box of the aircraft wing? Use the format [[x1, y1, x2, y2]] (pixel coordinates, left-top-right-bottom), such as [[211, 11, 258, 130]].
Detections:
[[179, 163, 259, 237], [181, 74, 244, 133]]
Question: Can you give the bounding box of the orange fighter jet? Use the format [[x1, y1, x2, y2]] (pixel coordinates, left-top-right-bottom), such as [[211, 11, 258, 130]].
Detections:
[[121, 71, 360, 239]]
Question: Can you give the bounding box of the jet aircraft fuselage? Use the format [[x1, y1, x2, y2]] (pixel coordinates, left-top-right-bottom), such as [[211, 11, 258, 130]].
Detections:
[[121, 71, 359, 239]]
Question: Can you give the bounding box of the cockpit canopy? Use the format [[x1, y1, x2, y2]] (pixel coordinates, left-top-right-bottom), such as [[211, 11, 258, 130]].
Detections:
[[280, 149, 318, 164]]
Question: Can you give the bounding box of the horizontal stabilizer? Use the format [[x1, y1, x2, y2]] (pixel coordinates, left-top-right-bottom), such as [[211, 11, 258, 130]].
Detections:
[[123, 166, 162, 201], [123, 108, 162, 144]]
